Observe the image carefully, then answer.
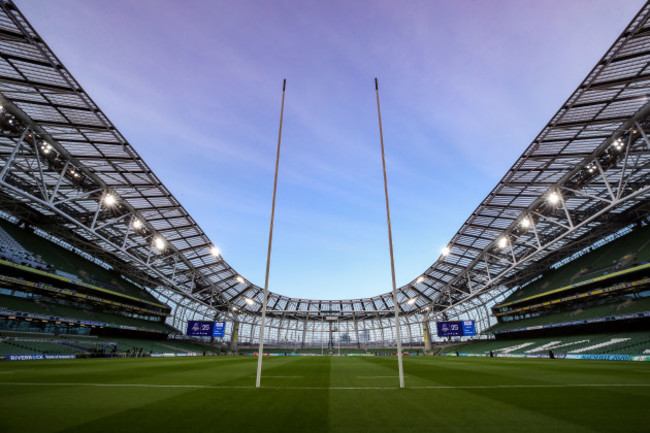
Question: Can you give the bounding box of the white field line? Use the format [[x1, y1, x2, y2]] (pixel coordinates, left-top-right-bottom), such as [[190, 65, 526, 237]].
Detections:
[[357, 374, 407, 379], [248, 374, 304, 379], [0, 382, 649, 391]]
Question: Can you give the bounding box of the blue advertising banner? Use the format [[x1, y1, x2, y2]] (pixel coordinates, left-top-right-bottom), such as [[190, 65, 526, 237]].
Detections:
[[187, 321, 227, 337], [437, 320, 476, 337], [186, 320, 214, 337], [437, 321, 462, 337], [462, 320, 477, 336], [213, 321, 226, 337]]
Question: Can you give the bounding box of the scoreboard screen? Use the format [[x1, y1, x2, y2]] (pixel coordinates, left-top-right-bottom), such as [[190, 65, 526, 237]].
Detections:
[[186, 321, 226, 337], [436, 320, 476, 337]]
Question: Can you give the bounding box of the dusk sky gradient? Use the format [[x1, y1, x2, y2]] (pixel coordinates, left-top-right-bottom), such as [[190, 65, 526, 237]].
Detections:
[[19, 0, 646, 300]]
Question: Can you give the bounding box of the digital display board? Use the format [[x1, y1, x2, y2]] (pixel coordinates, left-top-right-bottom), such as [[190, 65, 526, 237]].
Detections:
[[186, 321, 227, 337], [436, 320, 476, 337], [213, 321, 226, 338]]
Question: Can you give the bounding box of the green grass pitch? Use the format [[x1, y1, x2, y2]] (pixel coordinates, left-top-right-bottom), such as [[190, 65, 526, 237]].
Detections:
[[1, 356, 649, 432]]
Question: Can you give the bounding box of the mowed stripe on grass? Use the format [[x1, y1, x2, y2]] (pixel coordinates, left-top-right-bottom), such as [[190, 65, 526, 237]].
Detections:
[[0, 356, 649, 433]]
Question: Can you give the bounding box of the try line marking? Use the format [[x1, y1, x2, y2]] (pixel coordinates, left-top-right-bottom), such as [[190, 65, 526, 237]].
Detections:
[[0, 382, 649, 391]]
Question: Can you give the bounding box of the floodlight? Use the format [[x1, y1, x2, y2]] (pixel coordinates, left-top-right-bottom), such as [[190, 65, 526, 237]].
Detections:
[[236, 275, 245, 284], [210, 246, 221, 257], [416, 276, 425, 284], [132, 219, 143, 229], [547, 191, 561, 205], [441, 246, 451, 256], [520, 217, 531, 229], [103, 194, 116, 206], [154, 237, 165, 251], [407, 298, 417, 305], [497, 237, 508, 249], [245, 297, 255, 305], [613, 138, 624, 151]]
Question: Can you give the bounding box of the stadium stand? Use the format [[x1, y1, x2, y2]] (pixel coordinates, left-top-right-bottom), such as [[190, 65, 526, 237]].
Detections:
[[441, 332, 650, 358], [0, 219, 159, 303], [437, 224, 650, 360], [0, 216, 228, 360], [497, 224, 650, 307]]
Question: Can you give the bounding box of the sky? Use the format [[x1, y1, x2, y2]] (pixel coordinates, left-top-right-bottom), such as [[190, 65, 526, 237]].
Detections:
[[18, 0, 646, 300]]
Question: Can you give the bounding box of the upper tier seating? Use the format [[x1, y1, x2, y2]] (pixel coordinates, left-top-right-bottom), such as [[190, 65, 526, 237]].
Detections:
[[500, 225, 650, 306], [0, 219, 160, 304], [487, 296, 650, 334]]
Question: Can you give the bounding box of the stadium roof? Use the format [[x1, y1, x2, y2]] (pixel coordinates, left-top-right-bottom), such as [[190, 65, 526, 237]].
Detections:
[[0, 0, 649, 321]]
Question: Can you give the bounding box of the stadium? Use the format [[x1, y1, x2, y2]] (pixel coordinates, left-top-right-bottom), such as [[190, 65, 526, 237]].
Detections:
[[0, 0, 650, 432]]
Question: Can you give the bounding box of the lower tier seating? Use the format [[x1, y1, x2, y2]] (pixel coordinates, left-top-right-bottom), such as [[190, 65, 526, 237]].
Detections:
[[442, 331, 650, 357]]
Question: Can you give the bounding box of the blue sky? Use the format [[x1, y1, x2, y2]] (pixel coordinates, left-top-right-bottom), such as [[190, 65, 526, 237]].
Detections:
[[20, 0, 645, 300]]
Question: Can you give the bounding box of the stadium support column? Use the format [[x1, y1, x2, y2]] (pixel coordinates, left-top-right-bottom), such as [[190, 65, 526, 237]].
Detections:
[[423, 322, 432, 353], [230, 320, 240, 353], [256, 79, 286, 389], [301, 317, 308, 349], [354, 319, 361, 349], [375, 78, 405, 388]]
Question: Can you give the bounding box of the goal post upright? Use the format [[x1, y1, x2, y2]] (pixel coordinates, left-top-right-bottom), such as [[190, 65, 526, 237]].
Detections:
[[255, 78, 286, 389], [374, 78, 405, 389]]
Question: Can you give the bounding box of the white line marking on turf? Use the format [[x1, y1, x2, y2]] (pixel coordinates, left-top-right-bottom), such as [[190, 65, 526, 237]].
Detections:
[[357, 374, 397, 379], [248, 374, 303, 379], [1, 382, 649, 390]]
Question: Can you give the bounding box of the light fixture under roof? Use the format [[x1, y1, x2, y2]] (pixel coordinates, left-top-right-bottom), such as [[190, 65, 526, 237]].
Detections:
[[154, 237, 165, 251], [441, 246, 451, 256], [236, 276, 245, 284], [406, 298, 417, 305], [40, 142, 52, 154], [547, 191, 561, 205], [245, 297, 255, 305], [210, 246, 221, 257], [132, 218, 143, 229], [497, 236, 508, 249], [103, 194, 117, 206], [520, 217, 531, 229], [612, 138, 625, 151], [416, 276, 425, 284]]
